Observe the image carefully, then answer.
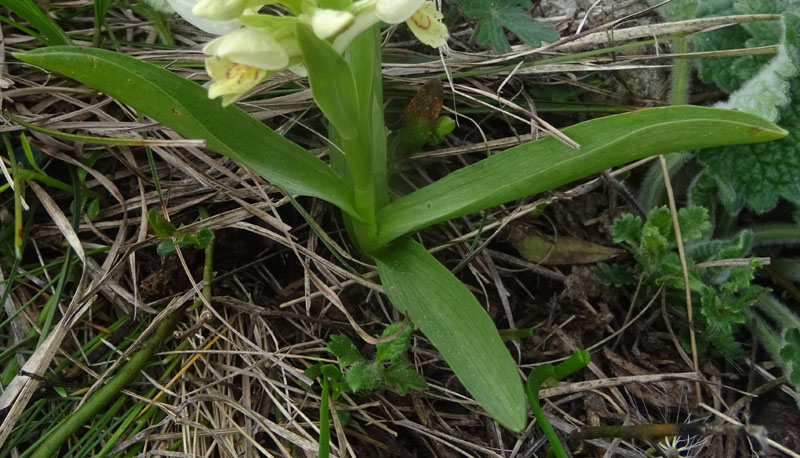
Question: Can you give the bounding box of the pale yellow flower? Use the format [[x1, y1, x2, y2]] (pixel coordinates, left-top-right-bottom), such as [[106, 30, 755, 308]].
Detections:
[[405, 1, 447, 47], [205, 56, 269, 106]]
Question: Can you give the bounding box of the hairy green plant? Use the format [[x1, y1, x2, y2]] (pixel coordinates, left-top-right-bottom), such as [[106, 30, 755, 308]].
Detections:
[[606, 206, 768, 357], [304, 322, 427, 457]]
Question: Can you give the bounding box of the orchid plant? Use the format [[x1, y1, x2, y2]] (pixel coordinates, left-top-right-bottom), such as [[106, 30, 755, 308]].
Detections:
[[14, 0, 788, 433]]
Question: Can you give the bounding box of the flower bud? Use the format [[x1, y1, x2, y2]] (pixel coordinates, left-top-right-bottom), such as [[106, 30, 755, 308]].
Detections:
[[375, 0, 425, 24], [192, 0, 249, 21], [311, 9, 355, 39], [166, 0, 241, 34]]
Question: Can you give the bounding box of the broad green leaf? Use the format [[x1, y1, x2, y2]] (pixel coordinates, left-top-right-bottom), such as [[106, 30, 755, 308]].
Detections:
[[373, 106, 787, 249], [3, 0, 71, 46], [373, 238, 526, 431], [296, 23, 360, 140], [15, 46, 359, 218]]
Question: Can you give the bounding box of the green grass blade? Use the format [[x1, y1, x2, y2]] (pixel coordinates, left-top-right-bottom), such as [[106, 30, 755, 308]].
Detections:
[[373, 238, 526, 431], [3, 0, 71, 46], [14, 46, 359, 218], [374, 106, 787, 248]]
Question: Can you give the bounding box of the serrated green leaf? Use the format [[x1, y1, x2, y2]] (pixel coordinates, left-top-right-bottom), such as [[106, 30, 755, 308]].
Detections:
[[345, 361, 382, 392], [375, 322, 413, 363], [15, 46, 358, 218], [637, 225, 670, 274], [644, 207, 674, 240], [595, 263, 636, 287], [373, 238, 526, 431], [327, 335, 362, 367], [677, 206, 712, 241], [296, 23, 360, 140], [384, 360, 428, 395], [373, 106, 787, 250], [611, 213, 643, 246], [453, 0, 559, 54]]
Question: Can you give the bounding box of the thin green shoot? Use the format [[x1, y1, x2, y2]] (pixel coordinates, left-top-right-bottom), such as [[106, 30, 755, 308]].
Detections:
[[526, 350, 590, 458]]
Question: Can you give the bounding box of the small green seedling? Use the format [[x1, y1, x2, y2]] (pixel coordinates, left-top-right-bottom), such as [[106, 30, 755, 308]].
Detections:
[[526, 350, 590, 458], [147, 208, 214, 256], [304, 322, 427, 458]]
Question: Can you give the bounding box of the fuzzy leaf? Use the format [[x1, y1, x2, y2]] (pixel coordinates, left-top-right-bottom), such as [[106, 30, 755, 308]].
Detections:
[[677, 206, 713, 241], [697, 13, 800, 214], [699, 78, 800, 214], [384, 360, 428, 395], [345, 361, 382, 392], [375, 322, 413, 363], [328, 335, 362, 367], [595, 263, 636, 287], [780, 328, 800, 386], [611, 213, 643, 246], [452, 0, 559, 54]]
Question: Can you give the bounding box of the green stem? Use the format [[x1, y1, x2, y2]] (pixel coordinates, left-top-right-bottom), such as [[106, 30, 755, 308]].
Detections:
[[319, 376, 331, 458], [30, 309, 188, 458], [526, 350, 590, 458]]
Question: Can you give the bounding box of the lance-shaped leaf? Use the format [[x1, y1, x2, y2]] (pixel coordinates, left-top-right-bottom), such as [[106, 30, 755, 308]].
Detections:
[[373, 238, 526, 431], [373, 106, 786, 248], [296, 23, 360, 140], [15, 46, 359, 218]]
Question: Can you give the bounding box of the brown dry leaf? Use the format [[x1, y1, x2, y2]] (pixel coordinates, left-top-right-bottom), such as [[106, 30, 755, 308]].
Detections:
[[511, 229, 623, 265]]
